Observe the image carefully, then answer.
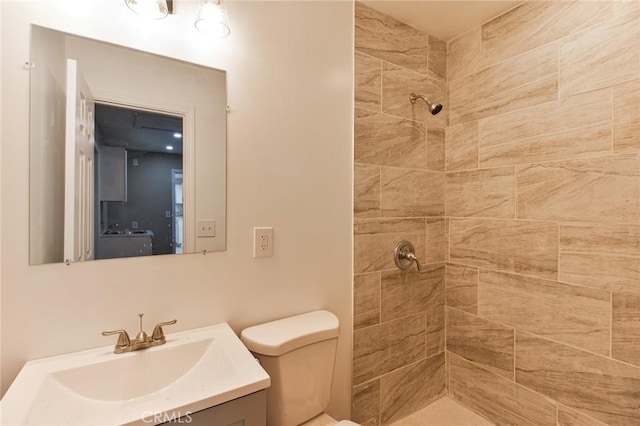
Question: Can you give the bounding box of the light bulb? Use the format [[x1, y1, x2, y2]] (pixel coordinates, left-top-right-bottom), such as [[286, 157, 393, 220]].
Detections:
[[124, 0, 169, 20], [195, 0, 231, 37]]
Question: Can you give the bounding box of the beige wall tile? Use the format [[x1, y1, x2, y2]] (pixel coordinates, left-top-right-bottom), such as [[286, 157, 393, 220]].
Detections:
[[446, 308, 514, 379], [517, 154, 640, 223], [355, 109, 426, 169], [478, 90, 613, 168], [352, 379, 380, 426], [382, 63, 448, 128], [481, 1, 612, 69], [381, 168, 443, 217], [449, 218, 558, 280], [428, 35, 446, 82], [425, 171, 445, 217], [355, 2, 429, 75], [354, 272, 381, 330], [380, 353, 446, 424], [446, 121, 478, 172], [557, 405, 609, 426], [478, 270, 610, 355], [559, 7, 640, 98], [449, 354, 556, 426], [445, 167, 515, 218], [381, 265, 444, 322], [447, 28, 480, 82], [516, 332, 640, 426], [354, 218, 425, 274], [614, 79, 640, 153], [444, 218, 450, 262], [450, 44, 557, 125], [426, 307, 445, 356], [612, 292, 640, 366], [353, 313, 426, 385], [354, 163, 380, 218], [426, 218, 446, 263], [427, 127, 445, 172], [355, 52, 382, 112], [559, 223, 640, 295], [445, 263, 478, 314]]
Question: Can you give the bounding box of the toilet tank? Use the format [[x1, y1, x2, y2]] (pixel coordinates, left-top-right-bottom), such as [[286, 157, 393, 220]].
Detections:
[[240, 311, 340, 426]]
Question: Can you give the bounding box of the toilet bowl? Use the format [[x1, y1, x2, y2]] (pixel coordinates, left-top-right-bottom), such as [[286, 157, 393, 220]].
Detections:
[[240, 311, 361, 426]]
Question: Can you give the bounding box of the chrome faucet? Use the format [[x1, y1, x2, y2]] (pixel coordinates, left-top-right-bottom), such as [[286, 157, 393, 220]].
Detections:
[[102, 313, 177, 354]]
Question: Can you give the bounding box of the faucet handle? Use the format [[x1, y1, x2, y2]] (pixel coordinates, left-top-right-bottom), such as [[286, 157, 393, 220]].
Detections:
[[152, 319, 177, 343], [101, 329, 131, 348]]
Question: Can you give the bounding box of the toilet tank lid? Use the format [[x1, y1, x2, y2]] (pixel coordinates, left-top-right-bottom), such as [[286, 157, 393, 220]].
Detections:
[[240, 310, 339, 356]]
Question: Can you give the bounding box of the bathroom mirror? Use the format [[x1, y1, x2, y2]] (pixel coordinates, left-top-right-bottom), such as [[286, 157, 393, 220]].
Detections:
[[29, 25, 227, 265]]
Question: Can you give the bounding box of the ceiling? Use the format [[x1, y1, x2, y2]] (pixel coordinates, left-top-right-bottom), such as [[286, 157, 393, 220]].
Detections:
[[362, 0, 524, 41]]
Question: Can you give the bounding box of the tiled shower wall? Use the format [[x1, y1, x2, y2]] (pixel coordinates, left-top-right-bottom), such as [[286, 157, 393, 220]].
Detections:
[[444, 1, 640, 426], [352, 3, 448, 424], [354, 1, 640, 425]]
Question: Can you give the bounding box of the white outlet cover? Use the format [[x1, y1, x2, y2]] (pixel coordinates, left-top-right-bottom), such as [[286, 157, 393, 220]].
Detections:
[[197, 220, 216, 237], [253, 227, 273, 258]]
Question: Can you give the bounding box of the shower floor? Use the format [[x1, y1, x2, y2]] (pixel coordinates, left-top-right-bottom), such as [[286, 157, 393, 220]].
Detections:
[[389, 397, 494, 426]]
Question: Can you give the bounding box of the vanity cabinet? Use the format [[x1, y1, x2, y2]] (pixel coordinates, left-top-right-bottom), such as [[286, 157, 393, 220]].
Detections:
[[99, 146, 127, 201], [166, 390, 266, 426]]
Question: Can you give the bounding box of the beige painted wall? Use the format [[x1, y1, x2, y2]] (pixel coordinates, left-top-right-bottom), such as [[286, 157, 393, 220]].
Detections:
[[0, 0, 354, 420]]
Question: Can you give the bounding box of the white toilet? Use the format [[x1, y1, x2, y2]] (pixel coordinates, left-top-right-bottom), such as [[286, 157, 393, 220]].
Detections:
[[240, 310, 360, 426]]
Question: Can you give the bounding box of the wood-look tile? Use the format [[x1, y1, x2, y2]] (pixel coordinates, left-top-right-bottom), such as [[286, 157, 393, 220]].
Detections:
[[445, 167, 515, 218], [380, 353, 446, 424], [614, 79, 640, 153], [382, 63, 447, 128], [355, 52, 382, 112], [444, 218, 450, 262], [352, 380, 380, 426], [516, 332, 640, 426], [481, 1, 612, 69], [354, 163, 380, 218], [557, 404, 609, 426], [381, 168, 443, 217], [478, 89, 613, 168], [354, 218, 425, 274], [355, 109, 426, 169], [355, 2, 429, 75], [478, 270, 610, 355], [427, 127, 445, 172], [354, 272, 381, 330], [516, 154, 640, 223], [380, 265, 444, 322], [449, 354, 556, 426], [559, 7, 640, 97], [425, 171, 445, 217], [559, 223, 640, 295], [447, 28, 480, 82], [612, 292, 640, 366], [426, 307, 445, 356], [450, 44, 557, 126], [446, 308, 514, 379], [428, 35, 446, 82], [426, 218, 446, 264], [446, 263, 478, 314], [353, 313, 426, 385], [449, 218, 558, 280], [446, 121, 478, 172]]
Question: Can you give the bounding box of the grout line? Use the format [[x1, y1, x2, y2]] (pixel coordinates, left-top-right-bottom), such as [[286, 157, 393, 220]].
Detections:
[[610, 290, 613, 358]]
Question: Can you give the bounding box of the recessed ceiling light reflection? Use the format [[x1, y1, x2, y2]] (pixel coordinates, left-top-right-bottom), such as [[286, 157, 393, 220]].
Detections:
[[166, 145, 174, 151], [173, 132, 182, 138]]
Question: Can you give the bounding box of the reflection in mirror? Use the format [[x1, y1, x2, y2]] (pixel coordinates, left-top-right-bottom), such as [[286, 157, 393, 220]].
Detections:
[[29, 25, 227, 265]]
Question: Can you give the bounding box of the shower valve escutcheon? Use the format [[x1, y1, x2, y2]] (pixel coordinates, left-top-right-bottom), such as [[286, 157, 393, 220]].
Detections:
[[394, 240, 422, 271], [102, 313, 177, 354]]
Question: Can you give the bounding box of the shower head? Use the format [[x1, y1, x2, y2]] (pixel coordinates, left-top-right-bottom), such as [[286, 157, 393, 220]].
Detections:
[[409, 93, 443, 115]]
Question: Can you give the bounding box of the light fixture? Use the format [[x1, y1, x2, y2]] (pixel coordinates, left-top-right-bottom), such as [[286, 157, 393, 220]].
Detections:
[[195, 0, 231, 37], [166, 145, 174, 151], [173, 132, 182, 138], [124, 0, 172, 20]]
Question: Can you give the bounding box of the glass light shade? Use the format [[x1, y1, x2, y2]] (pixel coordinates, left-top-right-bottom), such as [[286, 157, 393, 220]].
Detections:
[[195, 0, 231, 37], [124, 0, 169, 19]]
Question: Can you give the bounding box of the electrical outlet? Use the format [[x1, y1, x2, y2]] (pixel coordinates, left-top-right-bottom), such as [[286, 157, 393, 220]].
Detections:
[[131, 221, 138, 229], [197, 220, 216, 237], [253, 227, 273, 258]]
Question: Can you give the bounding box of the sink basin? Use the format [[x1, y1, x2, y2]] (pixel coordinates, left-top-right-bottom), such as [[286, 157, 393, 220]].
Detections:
[[1, 324, 270, 425]]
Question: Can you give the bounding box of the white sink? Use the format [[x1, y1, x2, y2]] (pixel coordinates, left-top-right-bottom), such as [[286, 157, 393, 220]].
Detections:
[[1, 323, 270, 425]]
